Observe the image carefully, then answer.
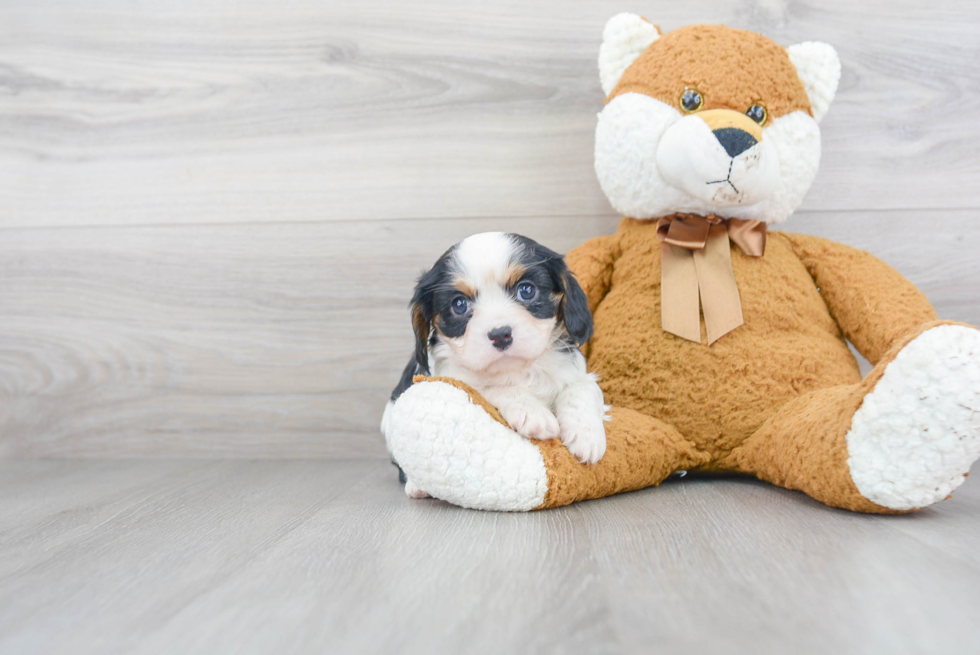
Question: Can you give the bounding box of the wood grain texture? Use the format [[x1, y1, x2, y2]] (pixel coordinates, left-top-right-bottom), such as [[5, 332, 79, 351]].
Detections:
[[0, 459, 978, 654], [578, 474, 980, 654], [2, 211, 978, 458], [0, 0, 979, 228], [0, 215, 617, 457], [2, 0, 980, 457]]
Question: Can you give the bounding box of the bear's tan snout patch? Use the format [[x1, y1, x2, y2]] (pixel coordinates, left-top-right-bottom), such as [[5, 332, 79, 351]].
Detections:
[[697, 109, 763, 160], [697, 109, 763, 141]]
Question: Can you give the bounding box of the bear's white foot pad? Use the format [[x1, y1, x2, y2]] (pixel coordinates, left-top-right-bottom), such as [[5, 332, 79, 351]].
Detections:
[[385, 381, 549, 512], [847, 325, 980, 510]]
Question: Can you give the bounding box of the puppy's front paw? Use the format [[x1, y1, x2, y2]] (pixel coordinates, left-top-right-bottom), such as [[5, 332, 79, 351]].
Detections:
[[404, 478, 431, 499], [499, 401, 560, 441], [558, 409, 607, 464]]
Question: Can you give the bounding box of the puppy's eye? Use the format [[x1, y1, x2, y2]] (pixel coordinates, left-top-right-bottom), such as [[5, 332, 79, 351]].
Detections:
[[451, 297, 469, 315], [746, 104, 768, 125], [680, 88, 703, 113], [517, 282, 537, 302]]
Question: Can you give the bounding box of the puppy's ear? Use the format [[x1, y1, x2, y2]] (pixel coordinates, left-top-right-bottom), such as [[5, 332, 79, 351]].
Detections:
[[526, 238, 595, 346], [559, 268, 593, 346], [409, 266, 440, 375], [410, 302, 431, 374]]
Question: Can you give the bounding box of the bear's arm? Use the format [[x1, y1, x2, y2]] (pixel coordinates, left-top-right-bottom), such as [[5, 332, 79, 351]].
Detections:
[[778, 232, 938, 366], [565, 233, 623, 314]]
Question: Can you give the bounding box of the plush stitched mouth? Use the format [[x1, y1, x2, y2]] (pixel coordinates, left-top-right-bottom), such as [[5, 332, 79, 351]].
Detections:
[[706, 158, 739, 194]]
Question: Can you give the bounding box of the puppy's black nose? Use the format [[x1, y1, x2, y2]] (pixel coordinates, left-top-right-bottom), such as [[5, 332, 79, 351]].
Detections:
[[488, 326, 513, 351], [713, 127, 758, 158]]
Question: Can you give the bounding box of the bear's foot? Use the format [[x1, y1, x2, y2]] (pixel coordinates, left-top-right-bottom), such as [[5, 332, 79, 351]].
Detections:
[[385, 377, 708, 511], [385, 379, 550, 511], [847, 325, 980, 510]]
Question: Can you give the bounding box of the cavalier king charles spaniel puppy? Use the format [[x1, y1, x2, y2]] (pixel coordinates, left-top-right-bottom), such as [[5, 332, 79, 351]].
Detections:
[[382, 232, 609, 498]]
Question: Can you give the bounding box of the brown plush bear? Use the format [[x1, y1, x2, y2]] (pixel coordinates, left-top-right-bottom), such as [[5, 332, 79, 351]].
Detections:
[[383, 16, 980, 513]]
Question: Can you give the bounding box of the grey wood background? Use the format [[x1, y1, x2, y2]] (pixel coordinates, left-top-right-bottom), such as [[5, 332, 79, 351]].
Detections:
[[2, 0, 979, 457]]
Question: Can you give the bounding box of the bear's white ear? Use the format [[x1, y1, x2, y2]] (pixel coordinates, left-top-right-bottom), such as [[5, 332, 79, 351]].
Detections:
[[787, 42, 841, 123], [599, 13, 660, 97]]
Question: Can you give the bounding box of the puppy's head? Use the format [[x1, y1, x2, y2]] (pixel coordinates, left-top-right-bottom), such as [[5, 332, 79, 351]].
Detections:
[[411, 232, 591, 374]]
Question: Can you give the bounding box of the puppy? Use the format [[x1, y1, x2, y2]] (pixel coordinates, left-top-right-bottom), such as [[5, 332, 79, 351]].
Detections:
[[382, 232, 609, 498]]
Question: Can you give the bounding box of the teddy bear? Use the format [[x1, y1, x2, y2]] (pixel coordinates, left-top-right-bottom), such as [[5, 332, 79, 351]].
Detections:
[[383, 15, 980, 513]]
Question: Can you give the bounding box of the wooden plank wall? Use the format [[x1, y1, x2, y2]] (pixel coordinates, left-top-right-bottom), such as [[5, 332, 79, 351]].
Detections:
[[1, 0, 978, 457]]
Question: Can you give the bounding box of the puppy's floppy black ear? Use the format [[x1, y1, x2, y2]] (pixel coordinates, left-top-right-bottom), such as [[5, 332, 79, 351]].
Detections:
[[559, 267, 593, 345], [525, 237, 594, 346], [410, 302, 431, 374], [409, 262, 442, 375]]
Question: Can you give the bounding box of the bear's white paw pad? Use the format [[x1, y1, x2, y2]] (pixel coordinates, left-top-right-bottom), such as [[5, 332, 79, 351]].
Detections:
[[499, 401, 560, 441], [558, 410, 608, 464], [385, 381, 549, 511], [847, 325, 980, 510], [404, 478, 431, 499]]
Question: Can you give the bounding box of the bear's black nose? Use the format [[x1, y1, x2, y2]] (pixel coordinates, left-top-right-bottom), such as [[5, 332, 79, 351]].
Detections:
[[488, 326, 513, 351], [713, 127, 758, 158]]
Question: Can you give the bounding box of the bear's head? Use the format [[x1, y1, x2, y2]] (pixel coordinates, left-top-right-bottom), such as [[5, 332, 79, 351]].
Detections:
[[595, 15, 840, 225]]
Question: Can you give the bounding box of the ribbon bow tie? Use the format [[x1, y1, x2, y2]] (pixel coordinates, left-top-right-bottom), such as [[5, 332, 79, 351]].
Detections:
[[656, 214, 767, 344]]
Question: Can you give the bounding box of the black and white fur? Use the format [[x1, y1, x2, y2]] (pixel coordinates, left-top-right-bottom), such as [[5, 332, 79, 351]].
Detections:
[[382, 232, 609, 498]]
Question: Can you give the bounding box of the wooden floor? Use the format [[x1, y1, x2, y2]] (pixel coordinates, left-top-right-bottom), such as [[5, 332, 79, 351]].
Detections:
[[1, 459, 978, 655]]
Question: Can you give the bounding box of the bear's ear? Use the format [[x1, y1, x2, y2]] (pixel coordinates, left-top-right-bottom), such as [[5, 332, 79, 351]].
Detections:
[[599, 13, 660, 97], [787, 42, 841, 123]]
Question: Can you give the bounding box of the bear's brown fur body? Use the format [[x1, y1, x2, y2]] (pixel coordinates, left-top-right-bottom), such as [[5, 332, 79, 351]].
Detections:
[[574, 219, 938, 462], [528, 219, 944, 512]]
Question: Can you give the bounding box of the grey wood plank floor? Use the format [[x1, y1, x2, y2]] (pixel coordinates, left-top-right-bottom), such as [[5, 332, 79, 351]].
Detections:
[[1, 459, 978, 655]]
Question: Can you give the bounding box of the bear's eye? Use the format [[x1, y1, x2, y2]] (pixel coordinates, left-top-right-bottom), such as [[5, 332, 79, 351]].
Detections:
[[746, 104, 768, 125], [680, 89, 703, 113]]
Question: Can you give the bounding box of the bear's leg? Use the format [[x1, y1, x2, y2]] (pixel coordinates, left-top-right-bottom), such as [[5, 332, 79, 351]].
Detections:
[[726, 322, 980, 513], [536, 404, 709, 509], [385, 377, 708, 511]]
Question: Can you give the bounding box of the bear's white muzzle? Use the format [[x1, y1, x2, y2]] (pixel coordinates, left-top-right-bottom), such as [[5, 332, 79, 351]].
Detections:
[[657, 109, 780, 208]]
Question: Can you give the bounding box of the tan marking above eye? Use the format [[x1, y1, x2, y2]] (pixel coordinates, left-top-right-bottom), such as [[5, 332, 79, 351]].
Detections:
[[452, 278, 476, 298], [504, 265, 527, 289]]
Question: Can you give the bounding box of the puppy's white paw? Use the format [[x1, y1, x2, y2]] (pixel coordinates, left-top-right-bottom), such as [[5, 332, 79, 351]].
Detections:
[[558, 408, 607, 464], [499, 401, 560, 441], [404, 478, 431, 499]]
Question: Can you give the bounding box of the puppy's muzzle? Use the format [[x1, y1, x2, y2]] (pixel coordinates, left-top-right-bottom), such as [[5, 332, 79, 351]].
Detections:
[[488, 326, 513, 351]]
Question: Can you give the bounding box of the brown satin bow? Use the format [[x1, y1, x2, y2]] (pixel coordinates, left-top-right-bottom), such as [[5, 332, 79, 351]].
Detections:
[[656, 214, 767, 344]]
